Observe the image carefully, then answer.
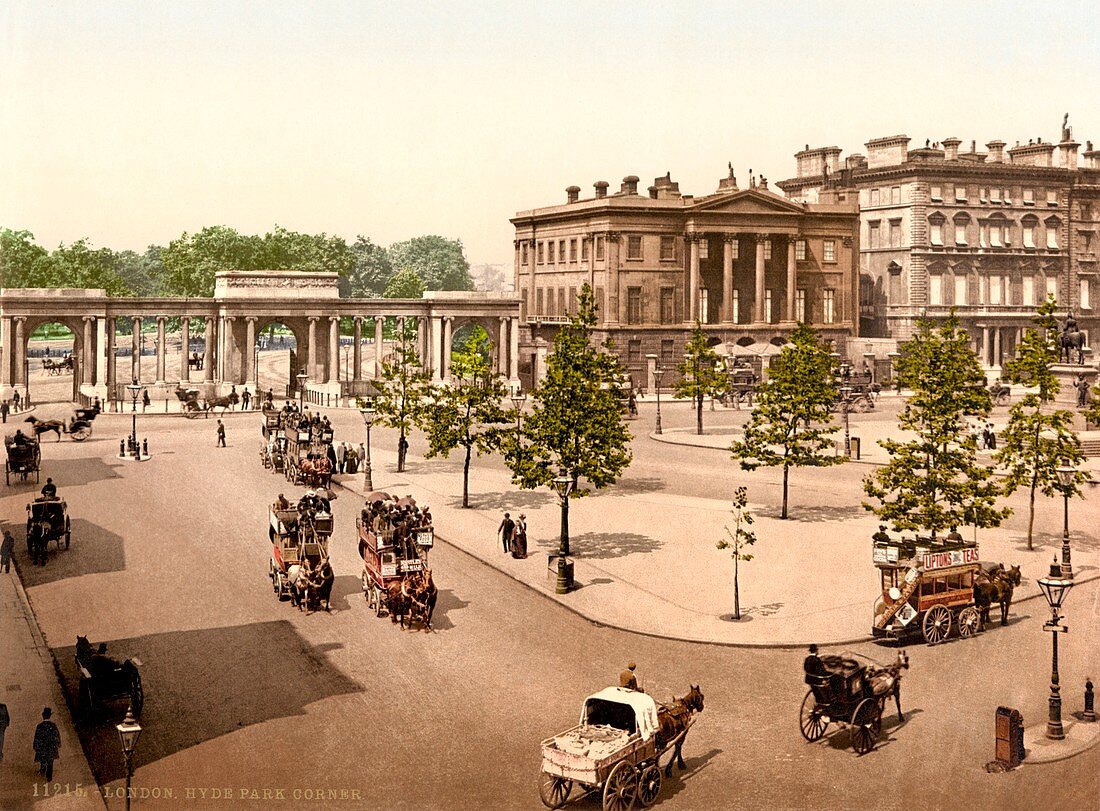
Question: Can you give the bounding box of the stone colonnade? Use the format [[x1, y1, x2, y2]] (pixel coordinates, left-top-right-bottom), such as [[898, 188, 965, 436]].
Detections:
[[686, 231, 800, 325]]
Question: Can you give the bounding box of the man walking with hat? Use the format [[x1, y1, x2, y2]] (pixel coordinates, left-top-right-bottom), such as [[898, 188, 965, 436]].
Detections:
[[33, 707, 60, 781]]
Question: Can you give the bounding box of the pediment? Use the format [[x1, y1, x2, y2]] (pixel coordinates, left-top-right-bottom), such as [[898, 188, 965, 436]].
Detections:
[[688, 189, 805, 216]]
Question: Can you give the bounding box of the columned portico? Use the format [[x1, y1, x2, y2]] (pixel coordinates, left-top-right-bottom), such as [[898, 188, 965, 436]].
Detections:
[[155, 317, 167, 383], [754, 234, 767, 325]]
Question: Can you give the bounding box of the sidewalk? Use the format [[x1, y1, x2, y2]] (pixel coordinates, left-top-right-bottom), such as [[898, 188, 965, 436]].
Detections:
[[1, 565, 104, 810], [1023, 717, 1100, 765]]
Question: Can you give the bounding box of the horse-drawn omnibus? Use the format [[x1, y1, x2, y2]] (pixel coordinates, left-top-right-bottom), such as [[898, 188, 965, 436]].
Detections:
[[268, 503, 332, 600], [358, 515, 424, 617]]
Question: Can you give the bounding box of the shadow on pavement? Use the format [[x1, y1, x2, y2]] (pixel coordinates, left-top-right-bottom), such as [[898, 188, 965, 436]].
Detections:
[[591, 476, 667, 497], [52, 621, 363, 784], [759, 503, 865, 523], [660, 746, 721, 803], [326, 574, 363, 613], [463, 489, 555, 512], [537, 531, 662, 559], [15, 518, 126, 586], [425, 588, 469, 631]]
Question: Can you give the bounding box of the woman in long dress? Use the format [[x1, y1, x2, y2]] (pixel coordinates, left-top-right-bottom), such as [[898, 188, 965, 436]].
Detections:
[[512, 514, 528, 559]]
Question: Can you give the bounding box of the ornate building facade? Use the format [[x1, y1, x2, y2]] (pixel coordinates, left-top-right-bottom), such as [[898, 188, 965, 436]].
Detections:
[[511, 170, 860, 387]]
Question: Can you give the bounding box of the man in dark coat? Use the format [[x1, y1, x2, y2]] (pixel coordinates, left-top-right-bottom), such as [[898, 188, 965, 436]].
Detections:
[[498, 512, 515, 554], [216, 420, 226, 447], [0, 700, 9, 760], [619, 662, 639, 691], [1, 530, 14, 573], [804, 644, 828, 685], [33, 707, 61, 781]]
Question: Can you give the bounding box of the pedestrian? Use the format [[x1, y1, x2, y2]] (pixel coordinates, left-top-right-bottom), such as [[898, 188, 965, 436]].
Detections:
[[512, 514, 528, 559], [33, 707, 60, 781], [229, 385, 239, 410], [216, 419, 226, 447], [141, 389, 150, 412], [358, 442, 365, 473], [1, 530, 13, 573], [498, 512, 515, 554], [0, 700, 8, 761], [242, 388, 252, 410], [986, 422, 997, 451], [335, 441, 345, 474], [13, 390, 21, 411], [1, 399, 8, 423]]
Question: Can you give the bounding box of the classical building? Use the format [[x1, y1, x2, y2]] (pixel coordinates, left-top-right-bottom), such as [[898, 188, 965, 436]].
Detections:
[[511, 169, 860, 387], [778, 123, 1100, 369]]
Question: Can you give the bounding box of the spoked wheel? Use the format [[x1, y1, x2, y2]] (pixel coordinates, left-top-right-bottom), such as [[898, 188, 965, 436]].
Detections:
[[922, 604, 952, 644], [183, 406, 200, 420], [65, 530, 71, 549], [799, 690, 828, 741], [636, 763, 662, 807], [537, 773, 573, 810], [362, 572, 372, 605], [958, 606, 981, 638], [602, 760, 637, 811], [850, 698, 881, 755], [71, 425, 92, 441]]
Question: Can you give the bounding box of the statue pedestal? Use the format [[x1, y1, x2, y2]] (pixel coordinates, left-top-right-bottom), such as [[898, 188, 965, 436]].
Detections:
[[1051, 364, 1098, 411]]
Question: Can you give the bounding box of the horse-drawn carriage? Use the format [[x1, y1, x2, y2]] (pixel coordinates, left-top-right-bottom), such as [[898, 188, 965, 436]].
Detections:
[[75, 635, 143, 718], [799, 650, 908, 755], [268, 503, 334, 601], [722, 360, 760, 409], [284, 428, 333, 488], [174, 387, 234, 419], [539, 685, 704, 810], [831, 369, 879, 413], [5, 435, 40, 485], [358, 513, 436, 629], [42, 355, 75, 376], [261, 434, 289, 472], [26, 496, 70, 565]]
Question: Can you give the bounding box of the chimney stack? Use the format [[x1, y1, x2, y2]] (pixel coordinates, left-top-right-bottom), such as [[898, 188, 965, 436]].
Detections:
[[986, 140, 1005, 163], [648, 186, 658, 199], [943, 137, 961, 161], [566, 185, 581, 204], [621, 175, 640, 195], [594, 180, 609, 199]]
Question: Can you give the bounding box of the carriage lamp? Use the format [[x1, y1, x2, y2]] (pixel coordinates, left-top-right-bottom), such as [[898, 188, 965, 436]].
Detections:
[[552, 470, 575, 592], [296, 371, 309, 410], [125, 381, 143, 457], [510, 392, 527, 442], [647, 354, 665, 435], [359, 403, 376, 491], [1039, 559, 1075, 740], [116, 705, 142, 811], [1055, 461, 1077, 579]]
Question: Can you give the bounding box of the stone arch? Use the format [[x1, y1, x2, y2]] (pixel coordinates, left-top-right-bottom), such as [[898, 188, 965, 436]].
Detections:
[[22, 315, 86, 403], [446, 315, 505, 375], [251, 317, 309, 396]]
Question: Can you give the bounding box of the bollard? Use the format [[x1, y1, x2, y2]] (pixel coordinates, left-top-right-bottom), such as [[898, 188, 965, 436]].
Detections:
[[142, 438, 148, 457], [119, 439, 126, 457], [1085, 679, 1097, 722]]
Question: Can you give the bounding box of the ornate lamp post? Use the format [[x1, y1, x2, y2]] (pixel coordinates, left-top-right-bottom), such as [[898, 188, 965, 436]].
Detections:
[[297, 371, 308, 411], [1038, 560, 1075, 740], [552, 470, 574, 594], [839, 385, 852, 457], [343, 343, 351, 382], [115, 704, 142, 811], [125, 380, 143, 457], [253, 341, 261, 397], [1055, 461, 1076, 579], [510, 391, 527, 444], [646, 354, 666, 435], [359, 399, 376, 491]]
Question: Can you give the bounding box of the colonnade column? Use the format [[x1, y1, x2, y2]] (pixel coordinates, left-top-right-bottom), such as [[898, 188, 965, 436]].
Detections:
[[722, 236, 735, 324], [509, 316, 520, 382], [443, 317, 453, 380], [352, 318, 362, 381], [155, 317, 166, 383], [82, 317, 94, 385], [374, 317, 384, 377], [0, 317, 11, 386], [430, 316, 443, 382], [106, 318, 117, 401], [180, 317, 191, 383], [993, 328, 1002, 368], [498, 318, 509, 375], [980, 326, 990, 368], [13, 318, 26, 387], [95, 317, 106, 386], [787, 237, 798, 323], [245, 317, 257, 387], [219, 316, 235, 383], [688, 236, 700, 323], [131, 317, 142, 383], [203, 317, 215, 382], [754, 235, 767, 325], [306, 317, 318, 381], [328, 316, 339, 384]]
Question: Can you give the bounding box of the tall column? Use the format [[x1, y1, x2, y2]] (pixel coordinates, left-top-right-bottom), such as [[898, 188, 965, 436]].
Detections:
[[95, 317, 106, 386], [722, 235, 734, 324], [155, 317, 166, 383], [352, 317, 363, 381], [993, 327, 1002, 367], [374, 317, 384, 377], [304, 317, 317, 380], [509, 316, 520, 381], [688, 236, 700, 322], [131, 316, 142, 382], [443, 317, 454, 380], [498, 317, 509, 374], [328, 316, 339, 383], [106, 317, 117, 396], [0, 317, 11, 386], [203, 317, 215, 382], [754, 235, 767, 325], [180, 317, 191, 383], [82, 317, 94, 385], [787, 237, 798, 323], [981, 326, 990, 367], [13, 318, 26, 386], [430, 316, 443, 381], [219, 316, 235, 383], [606, 233, 621, 325], [245, 317, 257, 387]]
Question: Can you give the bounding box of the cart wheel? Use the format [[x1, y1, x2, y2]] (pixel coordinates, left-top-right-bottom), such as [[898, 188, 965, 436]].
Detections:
[[602, 760, 637, 811], [65, 530, 71, 549], [850, 698, 880, 755], [373, 585, 385, 618], [537, 773, 572, 809], [637, 764, 662, 807], [71, 425, 91, 441], [275, 572, 286, 599], [799, 689, 828, 741], [958, 606, 981, 638], [922, 604, 951, 644]]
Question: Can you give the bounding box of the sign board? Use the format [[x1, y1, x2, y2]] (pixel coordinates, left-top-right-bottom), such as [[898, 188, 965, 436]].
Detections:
[[415, 528, 435, 549], [400, 558, 424, 573], [921, 547, 980, 572], [381, 562, 398, 578], [894, 602, 917, 626], [872, 544, 900, 564]]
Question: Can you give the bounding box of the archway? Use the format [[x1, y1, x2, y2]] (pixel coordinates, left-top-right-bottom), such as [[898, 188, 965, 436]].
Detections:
[[23, 318, 83, 405], [254, 320, 304, 401], [450, 322, 493, 370]]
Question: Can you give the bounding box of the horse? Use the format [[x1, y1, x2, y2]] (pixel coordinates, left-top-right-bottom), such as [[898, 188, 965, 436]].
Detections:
[[1062, 329, 1086, 364], [973, 564, 1022, 628], [25, 416, 64, 441], [655, 685, 704, 777], [406, 570, 438, 631], [388, 581, 411, 629], [868, 650, 909, 722], [27, 522, 47, 566]]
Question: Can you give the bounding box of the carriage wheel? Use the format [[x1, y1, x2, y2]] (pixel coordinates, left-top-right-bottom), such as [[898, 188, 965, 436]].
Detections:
[[922, 605, 952, 644], [130, 671, 144, 717], [799, 690, 829, 741], [958, 606, 981, 638], [71, 425, 91, 441], [373, 585, 385, 617], [78, 678, 94, 716], [65, 530, 71, 550], [636, 764, 662, 807], [537, 773, 572, 810], [850, 699, 880, 755], [602, 760, 637, 811], [275, 572, 286, 599]]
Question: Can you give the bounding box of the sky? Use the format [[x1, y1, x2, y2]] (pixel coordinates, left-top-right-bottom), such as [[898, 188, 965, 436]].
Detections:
[[2, 1, 1099, 269]]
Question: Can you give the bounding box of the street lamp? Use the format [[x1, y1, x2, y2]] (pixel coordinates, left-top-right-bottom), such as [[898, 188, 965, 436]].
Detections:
[[510, 391, 527, 445], [115, 704, 142, 811], [297, 371, 308, 411], [125, 380, 143, 457], [552, 470, 574, 593], [1055, 461, 1077, 579], [647, 354, 666, 435], [253, 342, 261, 398], [1038, 559, 1075, 740], [839, 385, 852, 457], [343, 343, 351, 383], [359, 400, 376, 491]]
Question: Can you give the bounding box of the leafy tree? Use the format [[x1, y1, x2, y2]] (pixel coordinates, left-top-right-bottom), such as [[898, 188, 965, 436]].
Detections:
[[731, 323, 842, 519], [995, 297, 1087, 548], [0, 228, 50, 288], [342, 236, 394, 297], [161, 226, 261, 296], [256, 225, 354, 278], [675, 321, 727, 434], [383, 267, 426, 299], [113, 246, 164, 296], [46, 239, 130, 296], [419, 336, 511, 507], [373, 317, 429, 472], [387, 235, 475, 291], [864, 313, 1010, 539], [716, 486, 756, 621]]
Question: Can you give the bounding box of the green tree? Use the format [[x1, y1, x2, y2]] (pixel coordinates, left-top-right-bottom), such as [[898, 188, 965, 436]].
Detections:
[[161, 226, 261, 296], [419, 336, 511, 507], [0, 228, 50, 288], [716, 486, 756, 621], [113, 246, 165, 296], [731, 323, 842, 519], [995, 297, 1086, 548], [675, 321, 727, 434], [387, 235, 475, 291], [257, 226, 354, 278], [373, 317, 429, 472], [47, 239, 130, 296], [342, 236, 394, 297], [864, 313, 1010, 539], [383, 267, 426, 299]]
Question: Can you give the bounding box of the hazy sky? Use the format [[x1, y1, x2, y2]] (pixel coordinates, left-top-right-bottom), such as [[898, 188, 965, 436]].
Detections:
[[2, 1, 1099, 268]]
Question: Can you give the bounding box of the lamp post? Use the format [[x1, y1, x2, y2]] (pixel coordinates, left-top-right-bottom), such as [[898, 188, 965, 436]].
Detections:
[[1038, 560, 1075, 740], [1055, 461, 1076, 579], [24, 357, 30, 407], [359, 401, 375, 491], [115, 704, 142, 811], [297, 371, 308, 411], [343, 343, 351, 382], [254, 342, 261, 396], [551, 470, 574, 593], [125, 380, 143, 457], [510, 391, 527, 445], [647, 354, 665, 435], [839, 385, 852, 457]]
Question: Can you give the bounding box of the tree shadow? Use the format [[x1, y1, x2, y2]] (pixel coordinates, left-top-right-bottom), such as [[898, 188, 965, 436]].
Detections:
[[14, 518, 126, 586], [325, 574, 362, 613], [458, 490, 555, 512], [590, 477, 667, 497], [534, 532, 662, 559], [760, 503, 866, 523], [53, 621, 363, 784]]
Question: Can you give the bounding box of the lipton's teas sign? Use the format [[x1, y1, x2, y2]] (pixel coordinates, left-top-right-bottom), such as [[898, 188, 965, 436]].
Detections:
[[921, 547, 979, 571]]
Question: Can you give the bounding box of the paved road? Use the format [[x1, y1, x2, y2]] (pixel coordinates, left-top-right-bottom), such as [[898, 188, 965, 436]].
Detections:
[[3, 412, 1099, 810]]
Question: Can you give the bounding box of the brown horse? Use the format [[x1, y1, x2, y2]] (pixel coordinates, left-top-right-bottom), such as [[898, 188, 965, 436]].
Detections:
[[973, 565, 1021, 628], [655, 685, 704, 777], [387, 581, 411, 629], [406, 570, 438, 631], [25, 416, 64, 441]]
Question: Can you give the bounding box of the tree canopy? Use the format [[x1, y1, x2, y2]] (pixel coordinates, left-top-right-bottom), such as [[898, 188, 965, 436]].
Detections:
[[387, 235, 474, 292], [383, 267, 427, 299]]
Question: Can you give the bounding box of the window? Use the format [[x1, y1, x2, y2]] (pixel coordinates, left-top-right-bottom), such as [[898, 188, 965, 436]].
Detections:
[[990, 274, 1003, 305], [954, 215, 969, 245], [730, 239, 740, 260], [796, 239, 807, 261], [536, 288, 544, 315], [558, 287, 566, 316], [929, 274, 943, 305], [660, 339, 674, 363], [558, 240, 566, 263], [521, 242, 529, 265], [699, 288, 709, 323], [930, 184, 943, 201], [930, 220, 944, 246], [1047, 276, 1059, 300], [1082, 279, 1091, 309], [823, 240, 836, 263], [731, 289, 740, 323], [660, 236, 676, 261], [595, 236, 605, 261], [1023, 188, 1035, 205], [1046, 220, 1060, 249], [765, 289, 773, 322], [980, 188, 989, 203], [659, 287, 675, 324], [763, 240, 772, 260], [698, 239, 709, 260], [870, 188, 880, 206], [1023, 221, 1036, 248], [1047, 190, 1059, 206], [979, 223, 989, 248], [955, 275, 968, 306], [628, 339, 641, 364], [581, 238, 590, 261], [890, 220, 902, 248], [548, 241, 556, 263], [521, 287, 529, 320], [823, 289, 835, 323], [537, 242, 544, 264], [627, 236, 643, 260], [989, 221, 1003, 247], [569, 238, 578, 262], [595, 286, 604, 319], [796, 289, 806, 322], [568, 287, 577, 314], [1004, 188, 1012, 205], [626, 287, 643, 324], [891, 186, 901, 205], [955, 185, 968, 202], [868, 221, 881, 249], [991, 187, 1002, 203], [1023, 275, 1035, 305]]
